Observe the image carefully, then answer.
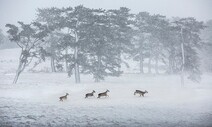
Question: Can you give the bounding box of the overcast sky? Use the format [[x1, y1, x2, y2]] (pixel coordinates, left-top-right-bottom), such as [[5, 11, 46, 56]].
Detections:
[[0, 0, 211, 34]]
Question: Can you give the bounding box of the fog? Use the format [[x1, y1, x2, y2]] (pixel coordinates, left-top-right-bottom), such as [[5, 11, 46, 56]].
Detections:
[[0, 0, 212, 127], [0, 0, 212, 34]]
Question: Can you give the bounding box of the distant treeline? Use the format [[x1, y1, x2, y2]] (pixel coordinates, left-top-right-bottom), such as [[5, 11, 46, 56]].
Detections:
[[4, 6, 212, 84]]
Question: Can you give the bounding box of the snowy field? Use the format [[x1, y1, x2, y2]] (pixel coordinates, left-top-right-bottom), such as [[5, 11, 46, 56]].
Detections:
[[0, 49, 212, 127]]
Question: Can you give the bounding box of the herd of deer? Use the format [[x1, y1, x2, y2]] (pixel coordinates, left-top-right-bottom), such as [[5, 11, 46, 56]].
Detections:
[[59, 90, 148, 101]]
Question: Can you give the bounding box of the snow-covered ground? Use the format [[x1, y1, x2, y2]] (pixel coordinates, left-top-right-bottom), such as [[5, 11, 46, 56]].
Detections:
[[0, 48, 212, 127]]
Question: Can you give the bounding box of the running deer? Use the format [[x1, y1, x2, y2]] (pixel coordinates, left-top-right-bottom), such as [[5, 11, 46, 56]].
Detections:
[[134, 90, 148, 97], [59, 93, 69, 101], [85, 90, 95, 98], [97, 90, 110, 98]]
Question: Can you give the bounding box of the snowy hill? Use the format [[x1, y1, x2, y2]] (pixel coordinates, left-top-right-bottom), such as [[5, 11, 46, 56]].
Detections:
[[0, 48, 212, 127]]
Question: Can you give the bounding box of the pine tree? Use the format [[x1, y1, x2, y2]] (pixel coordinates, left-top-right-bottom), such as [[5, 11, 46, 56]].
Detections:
[[133, 12, 169, 74], [201, 20, 212, 72], [6, 21, 50, 84], [107, 7, 134, 71], [61, 6, 93, 83], [81, 8, 122, 82], [173, 18, 205, 83], [38, 6, 93, 83], [78, 7, 133, 82], [132, 12, 149, 74], [44, 31, 64, 72]]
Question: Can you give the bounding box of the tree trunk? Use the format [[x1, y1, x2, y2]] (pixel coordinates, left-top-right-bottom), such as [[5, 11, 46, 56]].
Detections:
[[51, 56, 56, 72], [74, 30, 80, 84], [13, 51, 28, 84], [181, 42, 185, 87], [168, 55, 173, 74], [118, 53, 121, 72], [139, 52, 144, 74], [74, 46, 80, 84], [95, 56, 101, 82], [148, 56, 152, 74], [13, 67, 22, 84], [180, 27, 185, 87], [155, 55, 159, 74], [13, 58, 26, 84], [65, 48, 68, 72]]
